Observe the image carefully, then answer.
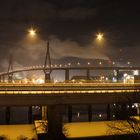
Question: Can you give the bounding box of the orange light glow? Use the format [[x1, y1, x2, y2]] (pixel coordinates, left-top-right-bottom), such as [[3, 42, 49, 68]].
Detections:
[[28, 28, 36, 37], [96, 33, 103, 41]]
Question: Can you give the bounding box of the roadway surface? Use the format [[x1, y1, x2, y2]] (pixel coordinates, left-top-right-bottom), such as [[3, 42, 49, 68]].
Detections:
[[0, 83, 140, 94], [0, 83, 140, 106]]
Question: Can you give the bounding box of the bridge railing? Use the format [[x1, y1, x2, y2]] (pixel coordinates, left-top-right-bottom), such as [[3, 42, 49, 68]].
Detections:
[[0, 82, 137, 87]]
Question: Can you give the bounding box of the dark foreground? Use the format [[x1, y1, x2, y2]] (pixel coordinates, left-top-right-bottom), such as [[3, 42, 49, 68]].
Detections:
[[37, 134, 138, 140]]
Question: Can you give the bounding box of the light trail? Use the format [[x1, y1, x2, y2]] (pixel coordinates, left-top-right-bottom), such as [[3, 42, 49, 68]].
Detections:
[[0, 89, 139, 94]]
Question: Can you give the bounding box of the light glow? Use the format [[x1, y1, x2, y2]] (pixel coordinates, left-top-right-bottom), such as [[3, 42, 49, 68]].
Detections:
[[96, 33, 103, 41], [28, 28, 36, 37]]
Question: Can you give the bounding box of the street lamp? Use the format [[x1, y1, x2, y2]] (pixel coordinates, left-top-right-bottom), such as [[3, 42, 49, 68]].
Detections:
[[96, 33, 103, 41], [28, 28, 36, 37], [95, 32, 105, 48]]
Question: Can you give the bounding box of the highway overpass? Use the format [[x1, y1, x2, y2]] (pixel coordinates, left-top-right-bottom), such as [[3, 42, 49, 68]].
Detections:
[[0, 83, 140, 140], [0, 83, 140, 106]]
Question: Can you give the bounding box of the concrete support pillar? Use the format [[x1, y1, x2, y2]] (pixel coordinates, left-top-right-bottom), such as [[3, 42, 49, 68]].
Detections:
[[28, 106, 32, 124], [86, 69, 90, 82], [8, 74, 13, 83], [65, 69, 69, 82], [115, 104, 120, 120], [115, 104, 128, 120], [68, 105, 72, 122], [107, 104, 111, 120], [42, 106, 47, 120], [88, 104, 92, 122], [2, 75, 5, 82], [116, 69, 119, 82], [128, 103, 137, 116], [6, 107, 10, 124], [47, 105, 65, 140], [121, 104, 128, 119], [45, 73, 51, 83], [137, 103, 140, 116]]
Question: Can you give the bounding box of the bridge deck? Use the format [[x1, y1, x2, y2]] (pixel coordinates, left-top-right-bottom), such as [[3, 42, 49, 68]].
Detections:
[[1, 66, 140, 76], [0, 83, 139, 106], [0, 83, 140, 94], [0, 93, 139, 105]]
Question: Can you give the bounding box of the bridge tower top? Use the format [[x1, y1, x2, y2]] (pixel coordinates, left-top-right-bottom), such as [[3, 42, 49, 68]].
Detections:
[[44, 41, 52, 82], [7, 54, 13, 82], [8, 54, 13, 73]]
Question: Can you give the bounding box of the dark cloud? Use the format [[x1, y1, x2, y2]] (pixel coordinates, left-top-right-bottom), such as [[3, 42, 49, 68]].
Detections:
[[0, 35, 109, 70], [0, 0, 97, 21], [0, 0, 140, 71]]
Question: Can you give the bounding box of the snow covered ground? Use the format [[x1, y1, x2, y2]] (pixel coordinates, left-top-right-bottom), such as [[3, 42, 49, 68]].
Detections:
[[0, 120, 137, 139], [64, 121, 134, 138], [0, 124, 37, 140]]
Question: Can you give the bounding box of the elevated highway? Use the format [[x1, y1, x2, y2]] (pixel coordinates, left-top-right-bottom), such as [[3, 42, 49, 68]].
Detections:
[[0, 83, 140, 106], [0, 83, 140, 139]]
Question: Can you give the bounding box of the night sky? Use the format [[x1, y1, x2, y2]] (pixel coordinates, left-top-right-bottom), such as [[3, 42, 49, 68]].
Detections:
[[0, 0, 140, 70]]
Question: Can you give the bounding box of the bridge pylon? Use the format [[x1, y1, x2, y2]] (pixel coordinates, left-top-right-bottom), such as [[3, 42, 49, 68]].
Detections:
[[7, 54, 13, 83], [42, 41, 52, 121], [43, 41, 52, 83]]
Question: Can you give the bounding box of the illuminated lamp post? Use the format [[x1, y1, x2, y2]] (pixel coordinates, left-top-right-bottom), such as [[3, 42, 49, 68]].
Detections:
[[28, 28, 36, 37], [96, 33, 103, 41]]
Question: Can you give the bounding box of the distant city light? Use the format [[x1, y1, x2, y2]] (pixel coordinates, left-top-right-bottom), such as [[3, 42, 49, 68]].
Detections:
[[23, 78, 28, 84], [54, 80, 58, 83], [36, 78, 44, 84], [77, 112, 80, 118], [99, 114, 102, 118], [123, 73, 128, 77], [113, 104, 116, 106], [112, 61, 115, 65], [88, 62, 90, 65], [127, 105, 130, 108], [112, 77, 117, 82], [133, 70, 139, 75], [134, 103, 138, 108], [132, 104, 135, 108], [113, 70, 117, 76], [123, 73, 134, 84], [77, 62, 80, 65], [105, 77, 108, 81], [127, 61, 130, 65], [99, 61, 102, 65], [72, 79, 75, 83]]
